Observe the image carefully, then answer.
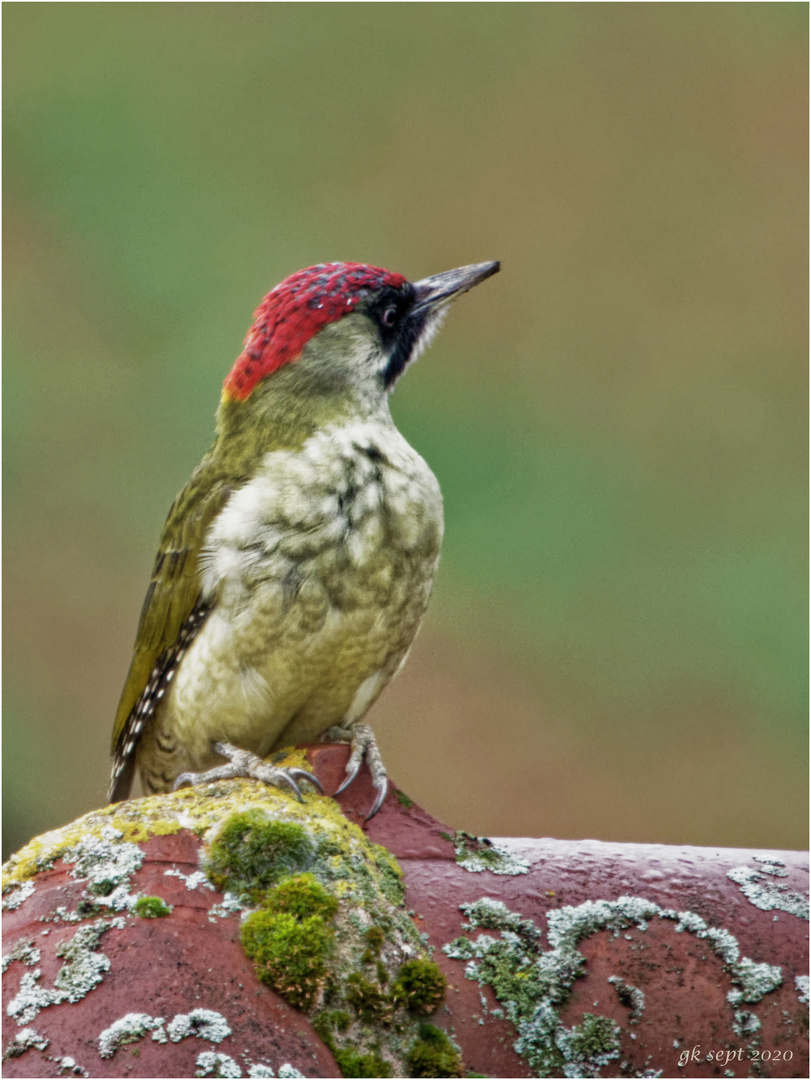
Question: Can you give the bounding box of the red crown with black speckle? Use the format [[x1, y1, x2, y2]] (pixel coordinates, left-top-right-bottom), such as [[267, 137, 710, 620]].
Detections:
[[223, 262, 408, 401]]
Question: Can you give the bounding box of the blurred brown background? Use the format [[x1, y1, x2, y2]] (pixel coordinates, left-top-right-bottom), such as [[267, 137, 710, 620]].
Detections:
[[3, 4, 807, 858]]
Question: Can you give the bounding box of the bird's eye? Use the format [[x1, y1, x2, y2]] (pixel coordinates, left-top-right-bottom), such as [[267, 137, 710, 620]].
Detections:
[[381, 306, 397, 328]]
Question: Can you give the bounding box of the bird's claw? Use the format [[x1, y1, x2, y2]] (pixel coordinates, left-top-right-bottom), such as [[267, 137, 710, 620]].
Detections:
[[368, 774, 388, 820], [334, 757, 361, 796], [282, 767, 324, 801], [328, 723, 389, 819], [173, 743, 322, 802]]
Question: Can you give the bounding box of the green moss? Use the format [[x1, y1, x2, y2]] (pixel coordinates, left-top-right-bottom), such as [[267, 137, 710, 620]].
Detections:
[[393, 959, 447, 1016], [262, 873, 338, 922], [241, 910, 333, 1011], [334, 1010, 352, 1032], [313, 1008, 352, 1048], [312, 1013, 336, 1053], [364, 926, 385, 953], [133, 895, 172, 918], [239, 870, 340, 1011], [361, 925, 385, 965], [154, 783, 448, 1075], [371, 850, 405, 907], [334, 1047, 394, 1078], [407, 1024, 464, 1078], [395, 791, 413, 809], [345, 973, 392, 1024], [207, 811, 315, 899]]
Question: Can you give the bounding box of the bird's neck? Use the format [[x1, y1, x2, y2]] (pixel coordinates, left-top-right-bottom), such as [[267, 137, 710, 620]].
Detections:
[[210, 372, 392, 480]]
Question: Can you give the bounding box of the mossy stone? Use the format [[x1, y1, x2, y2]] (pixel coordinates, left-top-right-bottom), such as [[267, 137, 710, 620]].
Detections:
[[133, 895, 172, 918], [333, 1047, 394, 1078], [241, 910, 333, 1011], [312, 1008, 352, 1051], [345, 972, 391, 1023], [393, 958, 446, 1015], [262, 873, 339, 921], [207, 810, 314, 899], [407, 1024, 464, 1078]]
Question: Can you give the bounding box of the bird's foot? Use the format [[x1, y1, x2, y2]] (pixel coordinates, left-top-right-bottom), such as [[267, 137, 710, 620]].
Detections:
[[324, 722, 388, 819], [173, 742, 323, 803]]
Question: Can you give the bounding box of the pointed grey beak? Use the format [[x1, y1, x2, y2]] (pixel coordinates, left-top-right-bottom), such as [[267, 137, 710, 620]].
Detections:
[[412, 260, 500, 313]]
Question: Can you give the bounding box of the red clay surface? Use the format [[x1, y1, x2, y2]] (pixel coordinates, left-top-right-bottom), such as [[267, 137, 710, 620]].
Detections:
[[3, 744, 808, 1078]]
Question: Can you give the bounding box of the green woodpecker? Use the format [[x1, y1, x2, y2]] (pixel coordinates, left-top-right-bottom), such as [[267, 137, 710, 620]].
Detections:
[[109, 259, 500, 817]]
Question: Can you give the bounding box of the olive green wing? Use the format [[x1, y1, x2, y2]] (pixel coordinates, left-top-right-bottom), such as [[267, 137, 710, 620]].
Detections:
[[109, 466, 233, 800]]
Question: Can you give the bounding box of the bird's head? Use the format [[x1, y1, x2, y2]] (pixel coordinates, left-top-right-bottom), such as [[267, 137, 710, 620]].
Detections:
[[218, 260, 499, 440]]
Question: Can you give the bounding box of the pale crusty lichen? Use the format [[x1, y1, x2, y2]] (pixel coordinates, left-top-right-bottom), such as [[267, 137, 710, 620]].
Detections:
[[6, 918, 125, 1027], [727, 860, 809, 921], [441, 830, 530, 876], [444, 894, 786, 1079]]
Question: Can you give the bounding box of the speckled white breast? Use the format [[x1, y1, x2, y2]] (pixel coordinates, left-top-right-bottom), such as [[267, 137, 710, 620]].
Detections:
[[158, 417, 443, 766]]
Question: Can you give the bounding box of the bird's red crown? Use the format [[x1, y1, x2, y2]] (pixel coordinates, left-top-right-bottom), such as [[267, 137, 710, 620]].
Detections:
[[223, 262, 408, 401]]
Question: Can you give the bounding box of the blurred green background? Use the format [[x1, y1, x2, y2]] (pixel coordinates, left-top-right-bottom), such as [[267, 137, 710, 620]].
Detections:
[[3, 4, 807, 858]]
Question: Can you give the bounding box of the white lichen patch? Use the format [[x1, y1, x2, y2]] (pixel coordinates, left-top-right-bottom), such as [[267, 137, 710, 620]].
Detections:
[[752, 856, 788, 875], [56, 1055, 89, 1076], [2, 938, 41, 973], [794, 974, 809, 1004], [1, 799, 183, 890], [6, 919, 121, 1026], [663, 908, 783, 1004], [3, 820, 144, 920], [459, 897, 543, 939], [98, 1012, 166, 1058], [448, 831, 530, 875], [167, 1008, 232, 1043], [444, 894, 785, 1078], [41, 905, 83, 924], [546, 896, 659, 946], [727, 863, 809, 920], [2, 1026, 49, 1060], [555, 1015, 621, 1077], [724, 956, 783, 1006], [165, 868, 215, 891], [209, 891, 246, 922], [98, 1008, 233, 1060], [196, 1051, 242, 1077], [192, 1053, 303, 1078], [63, 827, 144, 911], [732, 1010, 761, 1037], [2, 878, 35, 911], [608, 975, 645, 1022]]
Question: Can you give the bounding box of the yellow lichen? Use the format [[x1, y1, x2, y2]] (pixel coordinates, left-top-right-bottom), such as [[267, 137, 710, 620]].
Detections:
[[112, 818, 183, 845], [2, 749, 372, 892]]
